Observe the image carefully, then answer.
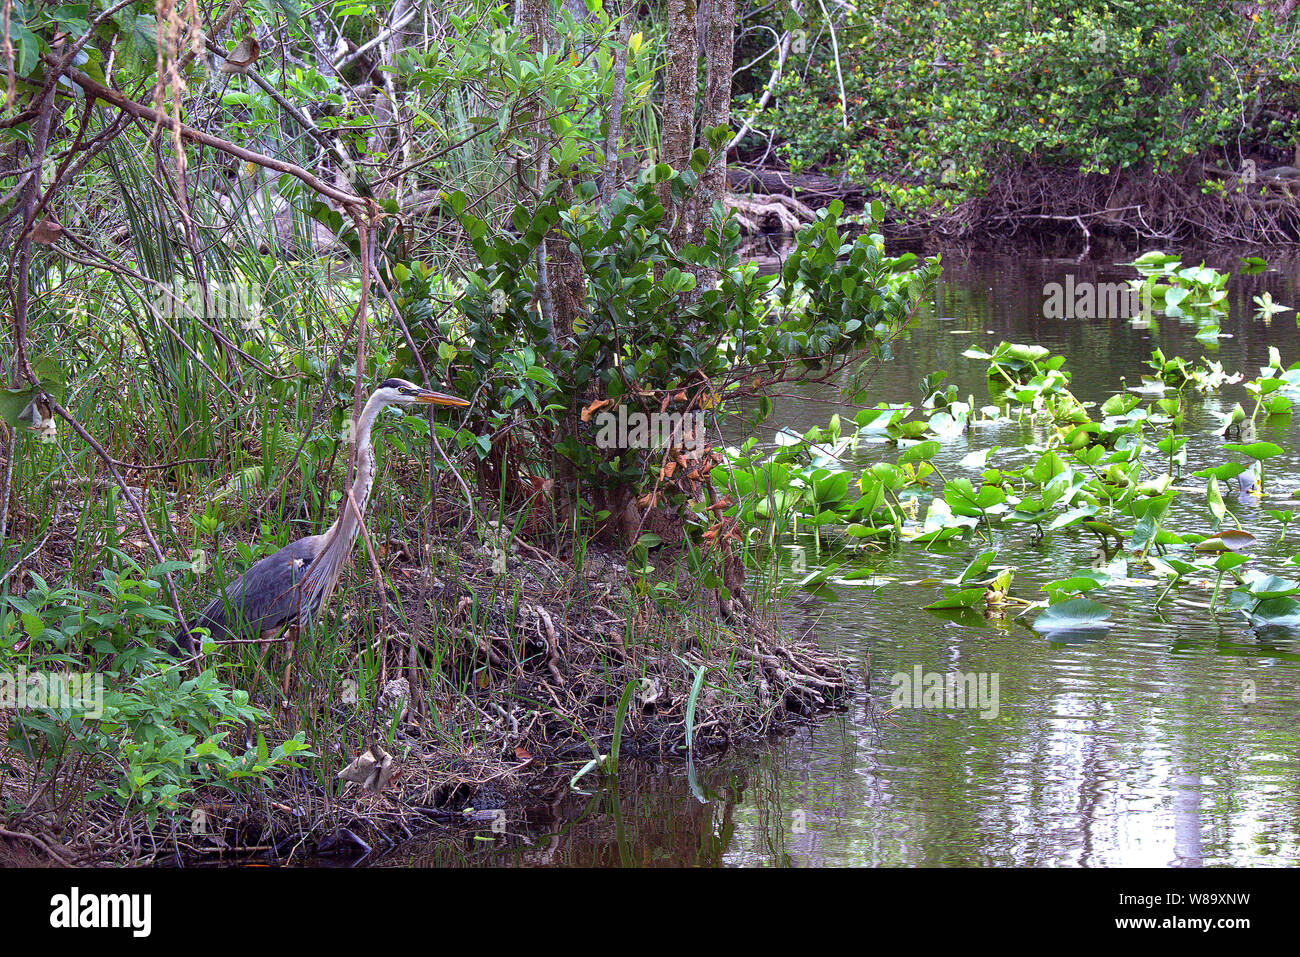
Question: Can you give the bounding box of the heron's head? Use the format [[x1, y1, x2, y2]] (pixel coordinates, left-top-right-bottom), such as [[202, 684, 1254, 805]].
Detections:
[[374, 377, 470, 410]]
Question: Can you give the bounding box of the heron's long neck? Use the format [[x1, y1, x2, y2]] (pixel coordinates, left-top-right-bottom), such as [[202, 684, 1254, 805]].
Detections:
[[328, 392, 385, 549]]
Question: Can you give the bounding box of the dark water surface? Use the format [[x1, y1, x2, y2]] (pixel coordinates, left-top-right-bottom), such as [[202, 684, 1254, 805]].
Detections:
[[384, 245, 1300, 867]]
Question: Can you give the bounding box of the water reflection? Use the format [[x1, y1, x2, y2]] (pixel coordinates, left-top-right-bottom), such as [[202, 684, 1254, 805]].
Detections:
[[384, 762, 753, 867]]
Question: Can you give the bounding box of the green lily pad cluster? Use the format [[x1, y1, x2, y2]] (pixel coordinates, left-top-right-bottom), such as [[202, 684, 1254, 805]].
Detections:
[[727, 335, 1300, 633], [922, 549, 1013, 613], [1142, 348, 1241, 395], [1129, 252, 1229, 340], [962, 342, 1084, 423]]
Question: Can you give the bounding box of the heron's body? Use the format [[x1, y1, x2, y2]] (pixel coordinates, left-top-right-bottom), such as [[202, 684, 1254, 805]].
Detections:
[[175, 378, 468, 654], [188, 533, 326, 644]]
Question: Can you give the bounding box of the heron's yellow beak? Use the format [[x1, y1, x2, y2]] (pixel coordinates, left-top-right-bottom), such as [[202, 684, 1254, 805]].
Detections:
[[415, 389, 470, 407]]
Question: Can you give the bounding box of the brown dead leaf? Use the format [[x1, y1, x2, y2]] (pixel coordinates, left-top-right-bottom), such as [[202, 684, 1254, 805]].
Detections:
[[337, 745, 395, 792], [31, 217, 63, 245], [218, 36, 261, 75], [580, 398, 611, 422]]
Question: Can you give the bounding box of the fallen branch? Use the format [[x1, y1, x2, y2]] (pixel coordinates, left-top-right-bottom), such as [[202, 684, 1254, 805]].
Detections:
[[725, 191, 815, 233]]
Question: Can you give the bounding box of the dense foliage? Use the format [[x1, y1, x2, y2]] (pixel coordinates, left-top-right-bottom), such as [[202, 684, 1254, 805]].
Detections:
[[445, 166, 938, 523], [752, 0, 1300, 212]]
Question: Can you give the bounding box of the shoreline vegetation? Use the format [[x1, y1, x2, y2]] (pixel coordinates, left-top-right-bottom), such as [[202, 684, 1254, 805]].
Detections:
[[726, 1, 1300, 246], [726, 161, 1300, 247], [3, 0, 932, 867]]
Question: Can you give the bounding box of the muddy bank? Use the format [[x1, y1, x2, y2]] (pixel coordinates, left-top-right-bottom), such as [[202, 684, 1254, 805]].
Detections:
[[0, 537, 850, 866], [729, 162, 1300, 246]]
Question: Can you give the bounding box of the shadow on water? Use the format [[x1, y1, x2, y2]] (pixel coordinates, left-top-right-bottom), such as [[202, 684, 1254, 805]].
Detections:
[[379, 243, 1300, 867]]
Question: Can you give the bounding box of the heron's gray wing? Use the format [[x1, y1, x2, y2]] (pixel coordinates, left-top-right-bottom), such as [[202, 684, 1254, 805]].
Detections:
[[181, 535, 326, 647]]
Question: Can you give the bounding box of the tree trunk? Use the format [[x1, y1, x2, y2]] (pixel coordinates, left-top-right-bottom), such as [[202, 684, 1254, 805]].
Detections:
[[602, 4, 633, 202], [366, 0, 417, 203], [697, 0, 735, 279], [517, 0, 584, 527], [661, 0, 699, 245], [727, 166, 861, 205]]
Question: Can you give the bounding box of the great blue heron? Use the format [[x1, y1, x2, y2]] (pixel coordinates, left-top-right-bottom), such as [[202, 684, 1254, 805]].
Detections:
[[174, 378, 469, 660]]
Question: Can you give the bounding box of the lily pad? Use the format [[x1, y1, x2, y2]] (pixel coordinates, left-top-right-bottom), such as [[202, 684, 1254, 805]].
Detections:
[[1034, 597, 1111, 633], [1223, 441, 1284, 461], [1194, 529, 1256, 553], [923, 587, 987, 610]]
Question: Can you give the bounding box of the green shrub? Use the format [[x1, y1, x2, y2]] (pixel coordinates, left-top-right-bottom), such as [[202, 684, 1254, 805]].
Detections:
[[440, 162, 939, 521], [2, 566, 311, 825]]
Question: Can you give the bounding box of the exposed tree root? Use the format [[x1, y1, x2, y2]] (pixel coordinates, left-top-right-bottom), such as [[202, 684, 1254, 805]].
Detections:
[[725, 191, 817, 234], [899, 163, 1300, 245]]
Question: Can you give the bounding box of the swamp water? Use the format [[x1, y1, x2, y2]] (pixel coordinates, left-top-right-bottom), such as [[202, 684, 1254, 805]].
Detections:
[[380, 246, 1300, 867]]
